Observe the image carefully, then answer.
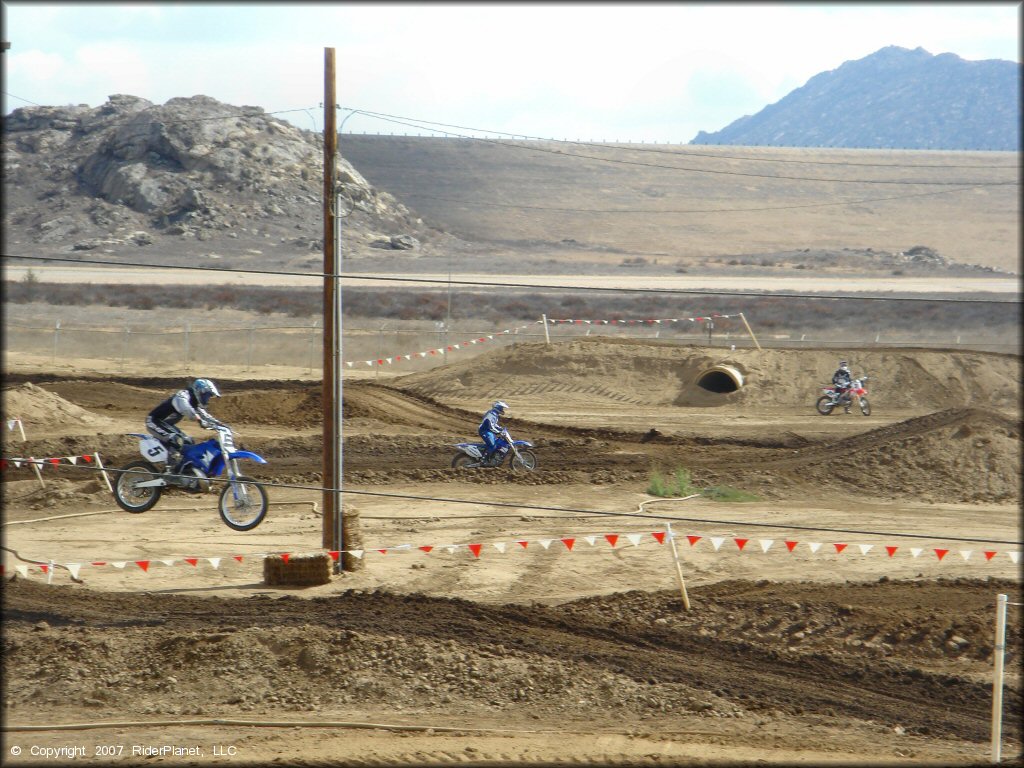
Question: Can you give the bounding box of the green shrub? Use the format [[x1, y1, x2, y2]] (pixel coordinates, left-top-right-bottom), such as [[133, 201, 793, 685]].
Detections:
[[702, 485, 760, 502], [647, 467, 700, 498]]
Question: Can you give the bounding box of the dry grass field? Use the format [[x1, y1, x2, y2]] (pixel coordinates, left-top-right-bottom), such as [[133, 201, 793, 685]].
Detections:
[[337, 138, 1020, 274]]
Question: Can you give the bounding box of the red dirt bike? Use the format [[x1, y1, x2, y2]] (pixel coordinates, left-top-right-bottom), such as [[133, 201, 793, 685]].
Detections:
[[816, 375, 871, 416]]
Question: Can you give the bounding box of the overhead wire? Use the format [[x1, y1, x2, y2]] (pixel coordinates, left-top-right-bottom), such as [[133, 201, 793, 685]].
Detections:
[[3, 254, 1018, 305], [336, 109, 1018, 186], [340, 107, 1021, 169], [11, 462, 1023, 547]]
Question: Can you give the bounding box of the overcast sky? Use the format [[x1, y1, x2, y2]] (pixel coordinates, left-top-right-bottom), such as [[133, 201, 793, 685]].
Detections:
[[3, 2, 1020, 143]]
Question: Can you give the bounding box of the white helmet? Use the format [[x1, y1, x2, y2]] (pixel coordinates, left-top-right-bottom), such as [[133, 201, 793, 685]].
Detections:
[[492, 400, 509, 414], [191, 378, 220, 406], [838, 361, 850, 372]]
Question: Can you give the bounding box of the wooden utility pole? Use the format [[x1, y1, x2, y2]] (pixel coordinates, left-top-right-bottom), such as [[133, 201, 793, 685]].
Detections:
[[322, 48, 339, 561]]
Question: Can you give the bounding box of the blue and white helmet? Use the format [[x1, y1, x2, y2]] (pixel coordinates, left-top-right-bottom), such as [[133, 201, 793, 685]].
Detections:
[[492, 400, 509, 414], [191, 378, 221, 406]]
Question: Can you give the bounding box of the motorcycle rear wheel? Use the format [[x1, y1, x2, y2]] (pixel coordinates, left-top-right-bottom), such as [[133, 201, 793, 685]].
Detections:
[[509, 449, 537, 472], [815, 396, 836, 416], [113, 460, 163, 513], [218, 475, 268, 531], [451, 453, 477, 469], [859, 397, 871, 416]]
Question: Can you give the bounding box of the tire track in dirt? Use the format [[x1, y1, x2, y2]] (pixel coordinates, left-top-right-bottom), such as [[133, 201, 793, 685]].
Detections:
[[5, 579, 1017, 744]]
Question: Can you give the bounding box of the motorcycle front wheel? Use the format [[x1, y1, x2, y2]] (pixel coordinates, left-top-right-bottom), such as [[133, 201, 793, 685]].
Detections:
[[218, 475, 268, 531], [451, 453, 477, 469], [113, 460, 164, 513], [815, 396, 836, 416], [509, 449, 537, 472], [859, 397, 871, 416]]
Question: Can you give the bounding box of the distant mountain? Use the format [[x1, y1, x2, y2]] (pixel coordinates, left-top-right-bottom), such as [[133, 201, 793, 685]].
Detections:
[[691, 46, 1021, 150]]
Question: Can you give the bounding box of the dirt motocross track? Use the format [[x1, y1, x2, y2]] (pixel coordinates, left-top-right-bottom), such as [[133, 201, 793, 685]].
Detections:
[[2, 338, 1022, 766]]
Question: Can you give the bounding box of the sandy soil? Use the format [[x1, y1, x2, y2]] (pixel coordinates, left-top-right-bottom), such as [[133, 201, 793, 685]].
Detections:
[[2, 339, 1021, 766]]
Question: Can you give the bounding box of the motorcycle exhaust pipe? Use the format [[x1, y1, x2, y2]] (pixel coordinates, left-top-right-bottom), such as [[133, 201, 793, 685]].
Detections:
[[696, 364, 744, 393]]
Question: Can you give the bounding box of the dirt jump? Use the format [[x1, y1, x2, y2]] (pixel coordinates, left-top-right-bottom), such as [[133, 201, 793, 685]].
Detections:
[[2, 338, 1021, 766]]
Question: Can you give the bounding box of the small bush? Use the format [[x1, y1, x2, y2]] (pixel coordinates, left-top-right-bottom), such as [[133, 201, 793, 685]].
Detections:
[[702, 485, 760, 502], [647, 467, 700, 498]]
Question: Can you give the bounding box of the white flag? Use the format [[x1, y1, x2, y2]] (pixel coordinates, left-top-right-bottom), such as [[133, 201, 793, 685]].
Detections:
[[710, 537, 726, 551], [759, 539, 774, 553]]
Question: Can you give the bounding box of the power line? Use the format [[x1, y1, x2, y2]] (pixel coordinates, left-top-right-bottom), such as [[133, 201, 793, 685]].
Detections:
[[340, 109, 1019, 186], [3, 91, 322, 133], [4, 254, 1019, 305], [342, 107, 1021, 170], [15, 462, 1024, 547]]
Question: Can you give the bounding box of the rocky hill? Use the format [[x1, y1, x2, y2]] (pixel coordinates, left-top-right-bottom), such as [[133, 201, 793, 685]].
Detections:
[[2, 94, 466, 270], [692, 46, 1020, 150]]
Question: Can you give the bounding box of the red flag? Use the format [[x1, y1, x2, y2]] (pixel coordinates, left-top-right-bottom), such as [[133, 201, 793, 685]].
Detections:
[[135, 561, 150, 572], [834, 543, 848, 553], [934, 548, 949, 560], [377, 359, 384, 365], [91, 561, 107, 566], [468, 543, 483, 558], [280, 553, 291, 564], [735, 538, 749, 550], [418, 546, 434, 553], [516, 540, 529, 549], [605, 534, 619, 547], [561, 538, 576, 550], [785, 541, 798, 552], [49, 458, 60, 467], [376, 549, 387, 555], [82, 454, 93, 462], [686, 535, 701, 546], [234, 555, 244, 562], [651, 532, 666, 545], [40, 564, 50, 573], [984, 551, 997, 561], [885, 546, 898, 557], [185, 558, 199, 567], [328, 551, 340, 561]]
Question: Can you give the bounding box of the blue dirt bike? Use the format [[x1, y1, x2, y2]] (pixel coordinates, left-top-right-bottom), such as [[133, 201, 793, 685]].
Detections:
[[451, 428, 537, 471], [113, 423, 269, 531]]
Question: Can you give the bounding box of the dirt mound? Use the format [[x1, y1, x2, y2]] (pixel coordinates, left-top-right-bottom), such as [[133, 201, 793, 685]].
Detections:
[[729, 408, 1023, 503], [1, 382, 115, 431], [3, 577, 1019, 742], [395, 338, 1021, 411]]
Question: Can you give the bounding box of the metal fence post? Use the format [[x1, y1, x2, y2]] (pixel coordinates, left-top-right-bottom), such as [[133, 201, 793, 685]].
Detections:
[[991, 593, 1008, 763]]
